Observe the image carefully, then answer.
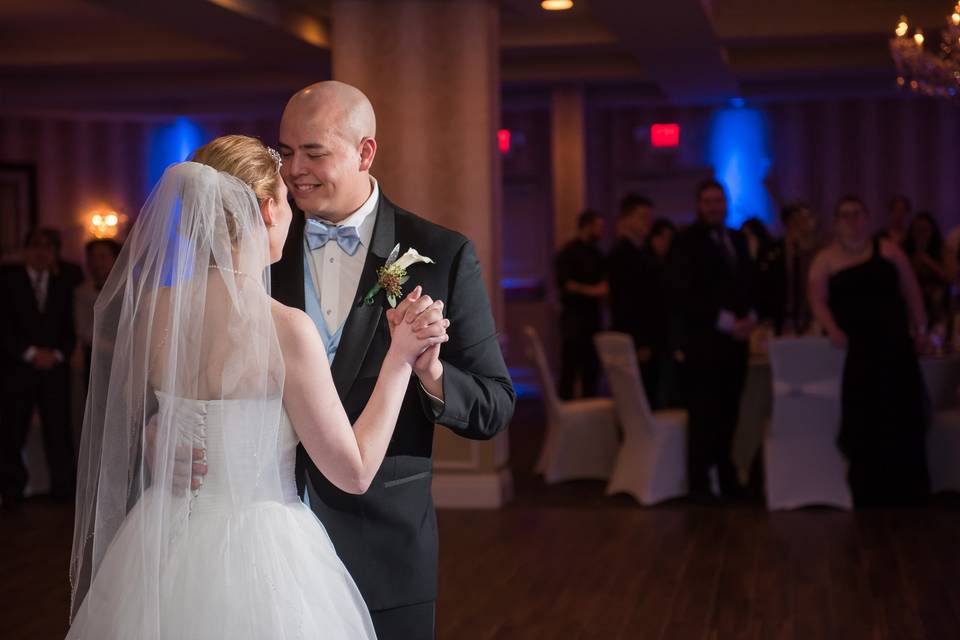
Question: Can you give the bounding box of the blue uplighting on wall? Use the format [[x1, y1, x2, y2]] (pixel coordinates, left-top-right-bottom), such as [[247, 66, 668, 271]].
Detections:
[[148, 117, 204, 189], [145, 117, 205, 285], [707, 102, 774, 229]]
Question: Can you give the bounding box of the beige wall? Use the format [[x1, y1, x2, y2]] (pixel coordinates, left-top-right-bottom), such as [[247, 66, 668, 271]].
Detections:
[[550, 87, 587, 249]]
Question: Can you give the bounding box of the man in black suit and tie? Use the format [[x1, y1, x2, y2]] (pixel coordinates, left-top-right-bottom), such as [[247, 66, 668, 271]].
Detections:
[[671, 180, 756, 499], [0, 228, 77, 510], [607, 194, 662, 404], [757, 202, 818, 336], [263, 81, 514, 639]]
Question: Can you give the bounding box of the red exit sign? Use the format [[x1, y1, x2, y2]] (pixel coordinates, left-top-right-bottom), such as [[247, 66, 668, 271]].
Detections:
[[650, 123, 680, 148]]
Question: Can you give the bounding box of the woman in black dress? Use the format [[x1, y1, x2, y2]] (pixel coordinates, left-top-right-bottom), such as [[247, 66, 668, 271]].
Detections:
[[809, 196, 931, 506]]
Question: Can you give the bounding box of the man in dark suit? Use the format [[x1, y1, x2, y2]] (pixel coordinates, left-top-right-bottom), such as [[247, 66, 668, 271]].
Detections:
[[671, 180, 755, 499], [758, 202, 818, 336], [554, 210, 607, 399], [270, 81, 514, 639], [607, 194, 663, 405], [0, 228, 77, 510]]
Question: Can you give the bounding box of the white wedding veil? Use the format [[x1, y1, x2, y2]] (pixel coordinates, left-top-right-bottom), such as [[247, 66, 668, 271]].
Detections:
[[69, 161, 285, 629]]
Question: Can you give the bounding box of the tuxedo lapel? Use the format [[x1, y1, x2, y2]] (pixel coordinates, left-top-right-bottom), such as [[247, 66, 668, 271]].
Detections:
[[272, 209, 306, 310], [330, 196, 396, 398]]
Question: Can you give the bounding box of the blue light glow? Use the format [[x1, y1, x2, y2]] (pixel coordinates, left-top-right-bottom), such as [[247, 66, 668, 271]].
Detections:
[[707, 104, 774, 229], [148, 117, 205, 189], [145, 117, 205, 285]]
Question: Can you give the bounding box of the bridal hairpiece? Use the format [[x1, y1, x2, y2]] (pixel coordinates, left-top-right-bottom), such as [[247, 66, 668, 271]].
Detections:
[[266, 146, 282, 172]]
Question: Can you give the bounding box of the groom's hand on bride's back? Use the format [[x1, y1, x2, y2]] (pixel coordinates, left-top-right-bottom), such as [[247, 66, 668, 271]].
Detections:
[[144, 414, 207, 495]]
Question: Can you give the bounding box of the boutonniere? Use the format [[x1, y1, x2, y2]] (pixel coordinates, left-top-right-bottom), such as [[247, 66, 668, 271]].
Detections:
[[363, 243, 435, 307]]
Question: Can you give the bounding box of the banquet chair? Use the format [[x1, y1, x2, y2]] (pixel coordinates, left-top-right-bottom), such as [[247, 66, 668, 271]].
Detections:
[[594, 332, 687, 505], [523, 326, 619, 484], [765, 337, 852, 510], [928, 408, 960, 494]]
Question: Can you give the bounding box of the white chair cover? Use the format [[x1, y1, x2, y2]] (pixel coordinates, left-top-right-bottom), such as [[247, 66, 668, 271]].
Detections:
[[921, 356, 960, 494], [764, 337, 852, 510], [524, 326, 618, 483], [928, 409, 960, 493], [594, 332, 687, 505]]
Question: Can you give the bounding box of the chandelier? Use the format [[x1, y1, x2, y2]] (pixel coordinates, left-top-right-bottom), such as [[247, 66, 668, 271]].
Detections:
[[890, 5, 960, 97]]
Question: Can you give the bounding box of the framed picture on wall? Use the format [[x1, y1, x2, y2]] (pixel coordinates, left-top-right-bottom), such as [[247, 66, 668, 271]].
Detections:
[[0, 163, 38, 262]]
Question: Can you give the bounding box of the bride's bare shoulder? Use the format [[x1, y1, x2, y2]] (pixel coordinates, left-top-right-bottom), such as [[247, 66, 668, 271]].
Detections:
[[270, 301, 318, 348]]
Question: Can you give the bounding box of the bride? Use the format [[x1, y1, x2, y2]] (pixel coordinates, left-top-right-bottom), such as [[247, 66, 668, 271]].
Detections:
[[66, 135, 449, 639]]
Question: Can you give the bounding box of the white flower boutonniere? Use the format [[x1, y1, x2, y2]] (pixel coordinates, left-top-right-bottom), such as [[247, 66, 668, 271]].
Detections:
[[363, 244, 435, 307]]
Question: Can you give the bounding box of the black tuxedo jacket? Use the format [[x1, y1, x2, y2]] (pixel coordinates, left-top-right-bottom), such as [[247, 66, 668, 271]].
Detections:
[[271, 192, 515, 611], [607, 237, 669, 349], [0, 263, 76, 391], [669, 220, 755, 357], [757, 239, 788, 332]]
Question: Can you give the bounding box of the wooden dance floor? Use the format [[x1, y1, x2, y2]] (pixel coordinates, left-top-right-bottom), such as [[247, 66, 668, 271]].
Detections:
[[3, 400, 959, 639]]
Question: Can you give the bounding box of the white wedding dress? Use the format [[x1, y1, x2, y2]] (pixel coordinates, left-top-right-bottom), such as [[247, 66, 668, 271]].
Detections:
[[67, 391, 377, 639]]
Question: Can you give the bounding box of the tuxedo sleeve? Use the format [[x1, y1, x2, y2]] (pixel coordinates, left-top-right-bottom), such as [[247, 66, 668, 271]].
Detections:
[[420, 240, 515, 440]]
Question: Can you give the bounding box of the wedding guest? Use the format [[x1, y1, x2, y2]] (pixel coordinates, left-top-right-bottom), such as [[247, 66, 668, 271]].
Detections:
[[46, 228, 84, 290], [0, 228, 77, 510], [646, 219, 681, 409], [607, 195, 655, 395], [902, 212, 951, 333], [555, 210, 607, 399], [758, 202, 819, 335], [740, 217, 772, 263], [671, 180, 756, 499], [944, 222, 960, 283], [809, 196, 930, 506], [880, 194, 911, 245], [74, 239, 122, 383]]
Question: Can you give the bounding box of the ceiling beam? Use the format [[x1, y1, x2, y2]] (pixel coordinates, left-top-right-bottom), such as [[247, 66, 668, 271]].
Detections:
[[89, 0, 329, 67], [588, 0, 739, 103]]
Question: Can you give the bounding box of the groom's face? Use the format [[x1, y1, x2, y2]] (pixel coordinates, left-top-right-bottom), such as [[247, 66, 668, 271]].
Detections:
[[278, 107, 364, 221]]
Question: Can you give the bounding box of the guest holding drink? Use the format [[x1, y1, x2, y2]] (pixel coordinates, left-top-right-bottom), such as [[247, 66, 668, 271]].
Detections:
[[809, 195, 930, 506]]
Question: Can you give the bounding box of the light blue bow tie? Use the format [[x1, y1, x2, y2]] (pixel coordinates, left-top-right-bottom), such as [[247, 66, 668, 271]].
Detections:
[[305, 219, 361, 256]]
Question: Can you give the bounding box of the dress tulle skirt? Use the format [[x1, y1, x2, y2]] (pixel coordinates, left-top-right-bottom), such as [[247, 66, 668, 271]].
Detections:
[[67, 492, 376, 639]]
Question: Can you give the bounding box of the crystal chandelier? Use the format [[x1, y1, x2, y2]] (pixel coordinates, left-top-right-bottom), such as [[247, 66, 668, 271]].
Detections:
[[890, 5, 960, 97]]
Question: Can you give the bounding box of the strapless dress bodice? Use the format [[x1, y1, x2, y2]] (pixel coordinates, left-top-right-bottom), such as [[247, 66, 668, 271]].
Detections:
[[156, 391, 300, 513]]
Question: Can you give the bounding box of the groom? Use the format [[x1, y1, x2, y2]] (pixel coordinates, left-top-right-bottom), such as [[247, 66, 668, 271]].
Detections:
[[271, 81, 515, 638]]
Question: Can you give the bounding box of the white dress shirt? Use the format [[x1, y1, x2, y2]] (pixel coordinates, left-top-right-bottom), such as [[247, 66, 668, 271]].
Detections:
[[304, 178, 380, 334], [302, 177, 445, 412], [23, 266, 63, 364], [26, 265, 49, 313]]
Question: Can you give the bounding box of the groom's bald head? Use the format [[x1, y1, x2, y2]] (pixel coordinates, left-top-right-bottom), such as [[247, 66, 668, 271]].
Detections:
[[278, 81, 379, 222], [283, 81, 376, 144]]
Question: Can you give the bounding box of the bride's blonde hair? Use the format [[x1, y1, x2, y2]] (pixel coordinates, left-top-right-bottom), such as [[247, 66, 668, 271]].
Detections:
[[191, 135, 282, 203]]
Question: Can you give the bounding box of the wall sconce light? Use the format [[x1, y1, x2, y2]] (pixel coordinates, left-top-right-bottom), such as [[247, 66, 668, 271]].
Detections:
[[88, 208, 127, 239]]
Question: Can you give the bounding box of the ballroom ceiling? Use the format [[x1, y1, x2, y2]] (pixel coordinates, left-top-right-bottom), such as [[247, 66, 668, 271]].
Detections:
[[0, 0, 952, 115]]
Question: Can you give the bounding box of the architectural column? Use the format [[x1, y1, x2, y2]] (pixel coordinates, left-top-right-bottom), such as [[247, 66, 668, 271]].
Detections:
[[550, 87, 587, 248], [331, 0, 510, 508]]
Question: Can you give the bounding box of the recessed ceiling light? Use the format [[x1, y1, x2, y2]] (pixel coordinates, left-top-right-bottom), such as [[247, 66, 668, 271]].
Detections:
[[541, 0, 574, 10]]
